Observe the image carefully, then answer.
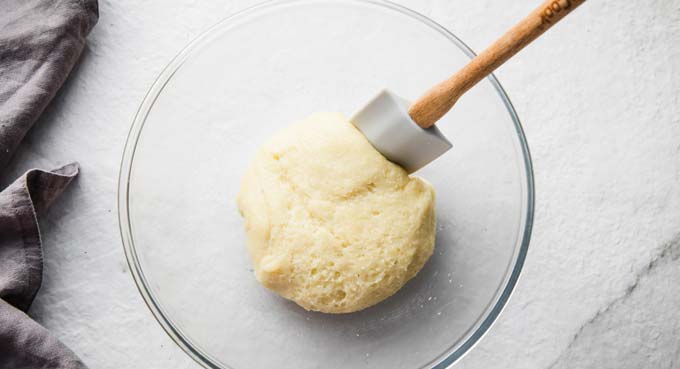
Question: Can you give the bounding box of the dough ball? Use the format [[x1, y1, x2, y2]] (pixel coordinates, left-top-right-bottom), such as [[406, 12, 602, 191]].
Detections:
[[237, 112, 436, 313]]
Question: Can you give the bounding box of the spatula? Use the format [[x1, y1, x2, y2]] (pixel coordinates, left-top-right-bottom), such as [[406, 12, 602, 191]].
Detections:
[[352, 0, 585, 173]]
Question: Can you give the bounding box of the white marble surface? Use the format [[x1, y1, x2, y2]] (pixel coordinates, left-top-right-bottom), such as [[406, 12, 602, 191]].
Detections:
[[2, 0, 679, 368]]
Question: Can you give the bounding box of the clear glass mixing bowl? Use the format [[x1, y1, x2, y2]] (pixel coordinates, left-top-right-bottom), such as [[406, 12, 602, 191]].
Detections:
[[118, 1, 534, 368]]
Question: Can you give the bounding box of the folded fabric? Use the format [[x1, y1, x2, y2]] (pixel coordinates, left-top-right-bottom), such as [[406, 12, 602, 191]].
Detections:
[[0, 0, 98, 368], [0, 164, 84, 369], [0, 0, 98, 169]]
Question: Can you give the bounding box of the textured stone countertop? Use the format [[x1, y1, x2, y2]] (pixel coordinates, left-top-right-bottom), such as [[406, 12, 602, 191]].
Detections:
[[2, 1, 678, 368]]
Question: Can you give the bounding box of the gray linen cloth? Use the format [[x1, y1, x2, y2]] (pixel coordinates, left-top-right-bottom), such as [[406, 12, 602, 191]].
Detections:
[[0, 0, 98, 367]]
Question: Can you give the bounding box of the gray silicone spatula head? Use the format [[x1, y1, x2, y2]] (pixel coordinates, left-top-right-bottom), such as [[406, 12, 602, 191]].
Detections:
[[351, 90, 452, 173]]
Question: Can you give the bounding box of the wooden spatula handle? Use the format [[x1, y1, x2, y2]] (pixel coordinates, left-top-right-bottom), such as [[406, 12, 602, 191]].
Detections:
[[409, 0, 586, 128]]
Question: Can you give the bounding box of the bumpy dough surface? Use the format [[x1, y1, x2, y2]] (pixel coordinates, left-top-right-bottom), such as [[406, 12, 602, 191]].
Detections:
[[237, 112, 436, 313]]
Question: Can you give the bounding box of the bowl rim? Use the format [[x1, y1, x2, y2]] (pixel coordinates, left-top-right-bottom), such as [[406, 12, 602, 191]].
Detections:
[[118, 0, 535, 368]]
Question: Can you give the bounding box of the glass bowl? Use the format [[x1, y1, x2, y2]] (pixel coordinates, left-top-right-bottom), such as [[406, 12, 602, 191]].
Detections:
[[118, 1, 534, 368]]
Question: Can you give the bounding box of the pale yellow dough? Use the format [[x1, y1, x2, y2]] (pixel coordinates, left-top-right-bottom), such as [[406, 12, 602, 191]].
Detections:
[[237, 112, 436, 313]]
